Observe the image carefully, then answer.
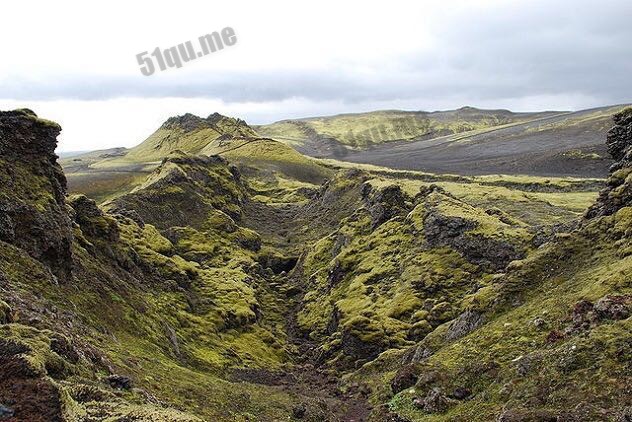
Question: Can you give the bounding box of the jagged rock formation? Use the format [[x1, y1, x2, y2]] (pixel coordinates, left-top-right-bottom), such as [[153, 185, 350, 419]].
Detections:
[[106, 153, 246, 230], [160, 112, 255, 137], [0, 109, 73, 281], [377, 110, 632, 421], [123, 113, 259, 162], [587, 107, 632, 218]]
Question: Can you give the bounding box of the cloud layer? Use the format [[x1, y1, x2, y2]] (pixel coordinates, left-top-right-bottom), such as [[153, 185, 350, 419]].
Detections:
[[1, 0, 631, 150]]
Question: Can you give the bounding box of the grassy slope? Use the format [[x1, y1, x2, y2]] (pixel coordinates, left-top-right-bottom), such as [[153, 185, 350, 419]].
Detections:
[[366, 209, 631, 421], [340, 105, 630, 178], [60, 115, 259, 203], [124, 114, 258, 163], [255, 107, 562, 149]]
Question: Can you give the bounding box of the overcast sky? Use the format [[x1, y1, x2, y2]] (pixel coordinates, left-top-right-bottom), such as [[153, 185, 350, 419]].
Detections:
[[1, 0, 631, 151]]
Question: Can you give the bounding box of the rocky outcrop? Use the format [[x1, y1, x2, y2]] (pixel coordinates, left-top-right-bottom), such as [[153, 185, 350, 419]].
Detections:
[[161, 112, 257, 138], [0, 109, 73, 280], [423, 206, 524, 271], [445, 310, 485, 341], [586, 107, 632, 218], [364, 184, 412, 228], [107, 154, 245, 230], [69, 195, 119, 241]]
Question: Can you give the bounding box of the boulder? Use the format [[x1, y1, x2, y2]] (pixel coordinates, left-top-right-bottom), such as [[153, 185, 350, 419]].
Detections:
[[364, 185, 411, 228], [594, 295, 630, 321], [292, 404, 306, 419], [0, 404, 14, 419], [105, 374, 132, 390], [413, 388, 450, 413], [391, 365, 418, 394], [445, 310, 484, 340]]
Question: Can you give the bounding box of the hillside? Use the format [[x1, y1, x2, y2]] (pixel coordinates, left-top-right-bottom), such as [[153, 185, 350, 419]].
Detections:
[[123, 113, 258, 162], [3, 108, 630, 421], [343, 105, 629, 178], [256, 105, 630, 178], [255, 107, 561, 151], [61, 106, 628, 203], [61, 114, 261, 203]]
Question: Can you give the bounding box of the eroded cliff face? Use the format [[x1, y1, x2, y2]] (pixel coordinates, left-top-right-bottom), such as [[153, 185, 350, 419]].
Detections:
[[587, 107, 632, 218], [0, 109, 73, 281]]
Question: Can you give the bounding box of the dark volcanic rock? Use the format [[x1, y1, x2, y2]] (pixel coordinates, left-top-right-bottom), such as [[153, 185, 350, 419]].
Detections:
[[106, 374, 132, 390], [292, 404, 307, 419], [339, 314, 390, 363], [0, 404, 14, 419], [413, 388, 451, 413], [586, 107, 632, 218], [424, 208, 523, 271], [50, 334, 80, 364], [607, 109, 632, 163], [0, 109, 73, 281], [391, 365, 418, 394], [445, 310, 485, 341], [69, 195, 119, 241], [364, 185, 411, 228], [160, 112, 256, 138], [594, 295, 631, 320], [450, 387, 472, 400], [564, 295, 630, 336]]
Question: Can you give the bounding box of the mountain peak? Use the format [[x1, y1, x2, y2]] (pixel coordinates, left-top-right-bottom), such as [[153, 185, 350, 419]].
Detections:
[[160, 112, 253, 134], [160, 113, 208, 132], [124, 112, 257, 162]]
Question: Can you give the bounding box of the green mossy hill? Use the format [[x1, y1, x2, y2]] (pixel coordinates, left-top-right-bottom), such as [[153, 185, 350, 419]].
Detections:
[[256, 107, 559, 149], [294, 182, 535, 369], [123, 113, 258, 163], [204, 137, 334, 185], [105, 153, 245, 230], [377, 205, 632, 421]]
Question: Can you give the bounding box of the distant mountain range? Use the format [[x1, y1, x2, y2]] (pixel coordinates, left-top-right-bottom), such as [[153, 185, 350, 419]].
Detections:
[[59, 104, 630, 203], [255, 106, 562, 152], [256, 105, 631, 177]]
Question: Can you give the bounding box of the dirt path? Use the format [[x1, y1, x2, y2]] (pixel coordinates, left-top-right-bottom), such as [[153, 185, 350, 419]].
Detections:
[[283, 269, 372, 422]]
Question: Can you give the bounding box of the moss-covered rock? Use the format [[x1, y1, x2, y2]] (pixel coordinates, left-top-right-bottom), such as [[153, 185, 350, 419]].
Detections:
[[0, 110, 73, 280]]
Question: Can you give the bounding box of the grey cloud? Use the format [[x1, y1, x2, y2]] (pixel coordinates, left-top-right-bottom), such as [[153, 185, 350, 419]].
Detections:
[[2, 0, 631, 108]]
